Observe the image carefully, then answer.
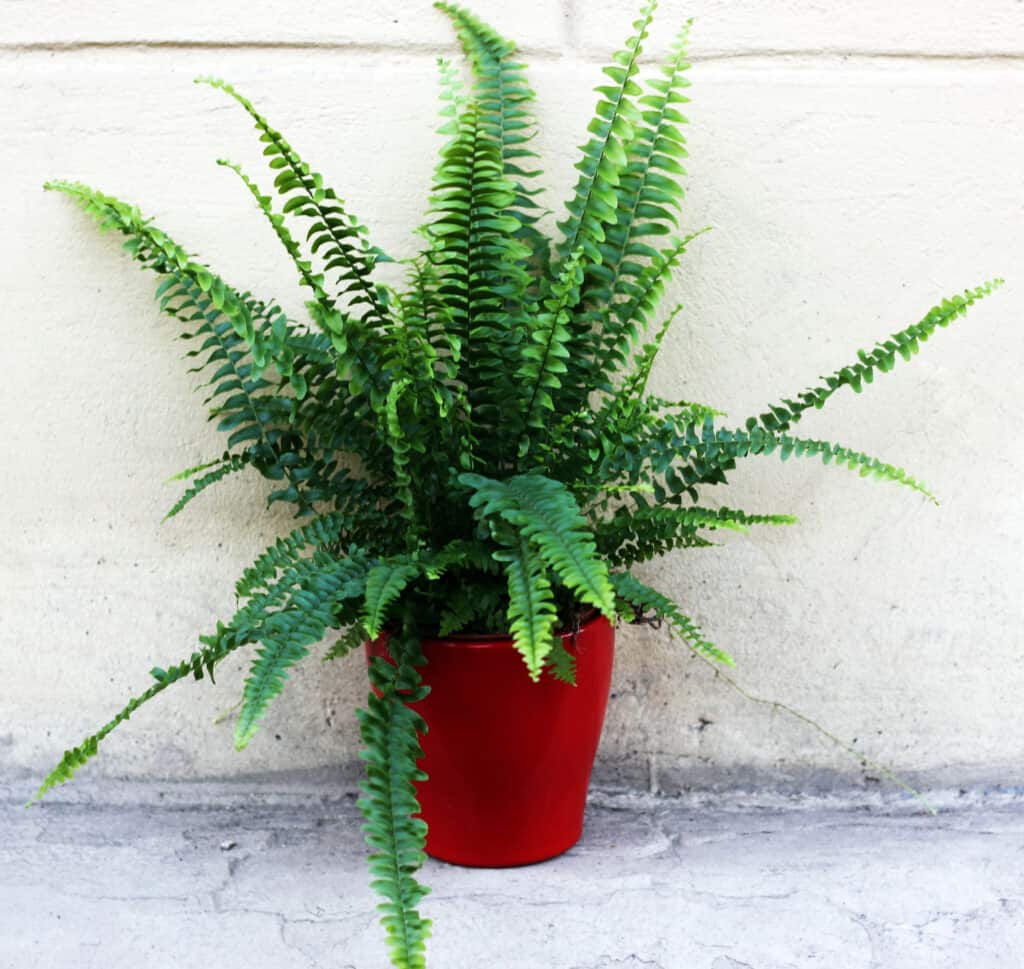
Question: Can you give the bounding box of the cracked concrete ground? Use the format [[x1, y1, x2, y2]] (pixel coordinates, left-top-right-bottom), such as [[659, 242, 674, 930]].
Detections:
[[1, 781, 1022, 969]]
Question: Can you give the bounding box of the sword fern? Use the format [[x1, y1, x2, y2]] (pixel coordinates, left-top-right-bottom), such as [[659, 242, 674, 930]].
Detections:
[[33, 3, 1001, 966]]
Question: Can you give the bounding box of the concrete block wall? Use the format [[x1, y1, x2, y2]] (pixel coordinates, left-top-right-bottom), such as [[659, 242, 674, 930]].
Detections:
[[2, 0, 1022, 794]]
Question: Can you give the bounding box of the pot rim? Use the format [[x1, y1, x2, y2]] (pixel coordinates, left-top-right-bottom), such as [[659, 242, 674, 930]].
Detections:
[[418, 609, 607, 650]]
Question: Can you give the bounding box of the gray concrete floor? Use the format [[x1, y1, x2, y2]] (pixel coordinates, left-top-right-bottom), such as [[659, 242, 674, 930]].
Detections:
[[1, 780, 1022, 969]]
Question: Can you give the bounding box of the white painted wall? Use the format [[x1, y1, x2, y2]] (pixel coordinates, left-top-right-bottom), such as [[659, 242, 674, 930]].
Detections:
[[2, 0, 1022, 794]]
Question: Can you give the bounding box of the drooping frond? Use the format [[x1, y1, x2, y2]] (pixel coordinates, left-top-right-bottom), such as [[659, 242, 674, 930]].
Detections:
[[363, 560, 422, 639], [358, 628, 431, 969], [235, 511, 349, 597], [234, 554, 370, 748], [610, 571, 733, 665], [494, 535, 559, 679], [323, 623, 368, 663], [545, 640, 578, 685], [749, 280, 1005, 434], [44, 180, 333, 511], [461, 472, 616, 617], [48, 181, 264, 356], [29, 622, 252, 804]]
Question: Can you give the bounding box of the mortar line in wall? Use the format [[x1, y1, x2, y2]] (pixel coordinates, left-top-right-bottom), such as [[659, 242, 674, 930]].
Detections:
[[3, 40, 1024, 67]]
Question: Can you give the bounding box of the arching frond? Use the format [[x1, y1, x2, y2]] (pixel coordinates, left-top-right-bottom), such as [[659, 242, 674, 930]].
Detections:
[[749, 280, 1005, 434], [611, 571, 732, 665]]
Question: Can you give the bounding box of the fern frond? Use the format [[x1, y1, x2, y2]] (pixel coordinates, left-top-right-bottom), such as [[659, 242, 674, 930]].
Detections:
[[235, 639, 310, 749], [363, 560, 422, 639], [545, 640, 578, 685], [435, 581, 506, 636], [749, 279, 1005, 434], [494, 536, 559, 680], [217, 159, 334, 322], [607, 413, 937, 504], [610, 571, 733, 665], [47, 180, 265, 356], [30, 622, 252, 804], [166, 455, 233, 482], [234, 555, 368, 748], [44, 180, 333, 510], [515, 252, 584, 457], [423, 94, 532, 452], [196, 77, 390, 328], [556, 1, 656, 266], [235, 511, 349, 597], [597, 227, 708, 386], [164, 453, 251, 520], [358, 629, 431, 969], [435, 3, 546, 241], [385, 379, 421, 543], [461, 472, 616, 617], [323, 623, 368, 663], [597, 503, 796, 566], [596, 19, 692, 298]]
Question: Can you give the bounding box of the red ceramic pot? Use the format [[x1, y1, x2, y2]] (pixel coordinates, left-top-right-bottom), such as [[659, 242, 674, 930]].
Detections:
[[365, 613, 615, 867]]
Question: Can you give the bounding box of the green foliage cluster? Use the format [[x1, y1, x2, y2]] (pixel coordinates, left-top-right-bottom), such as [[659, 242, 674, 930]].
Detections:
[[34, 3, 1000, 966]]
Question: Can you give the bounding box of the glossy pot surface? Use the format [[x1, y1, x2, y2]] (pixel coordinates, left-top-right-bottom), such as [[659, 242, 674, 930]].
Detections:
[[366, 613, 615, 867]]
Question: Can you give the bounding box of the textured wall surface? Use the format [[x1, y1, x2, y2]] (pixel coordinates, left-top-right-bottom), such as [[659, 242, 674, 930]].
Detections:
[[2, 0, 1022, 794]]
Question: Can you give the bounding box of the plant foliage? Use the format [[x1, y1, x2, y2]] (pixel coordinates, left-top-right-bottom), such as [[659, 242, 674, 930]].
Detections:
[[35, 3, 1001, 966]]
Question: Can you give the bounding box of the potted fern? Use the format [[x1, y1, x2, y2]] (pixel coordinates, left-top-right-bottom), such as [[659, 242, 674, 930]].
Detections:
[[33, 2, 1000, 966]]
